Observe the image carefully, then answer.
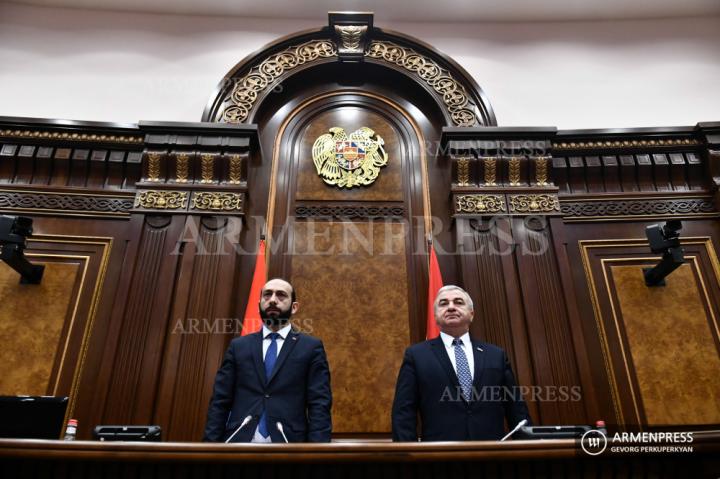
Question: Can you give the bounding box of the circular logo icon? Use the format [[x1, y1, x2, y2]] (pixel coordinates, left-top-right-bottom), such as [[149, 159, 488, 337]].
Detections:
[[581, 429, 608, 456]]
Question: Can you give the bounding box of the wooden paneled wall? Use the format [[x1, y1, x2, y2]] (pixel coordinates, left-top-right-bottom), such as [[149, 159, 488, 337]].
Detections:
[[1, 18, 719, 439], [2, 117, 719, 440], [0, 118, 258, 441]]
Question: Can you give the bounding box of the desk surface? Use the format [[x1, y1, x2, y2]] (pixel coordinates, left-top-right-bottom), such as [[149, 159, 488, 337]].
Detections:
[[1, 430, 719, 463]]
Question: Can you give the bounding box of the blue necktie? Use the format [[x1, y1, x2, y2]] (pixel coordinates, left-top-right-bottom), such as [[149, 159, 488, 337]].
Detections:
[[258, 332, 279, 438], [452, 338, 473, 402]]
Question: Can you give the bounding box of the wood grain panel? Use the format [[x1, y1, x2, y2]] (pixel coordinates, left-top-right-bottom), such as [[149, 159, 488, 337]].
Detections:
[[610, 263, 720, 425], [514, 221, 586, 424], [102, 216, 183, 424], [0, 260, 79, 395], [456, 217, 539, 421], [578, 235, 720, 428], [157, 217, 241, 441], [291, 220, 409, 433], [458, 220, 518, 364]]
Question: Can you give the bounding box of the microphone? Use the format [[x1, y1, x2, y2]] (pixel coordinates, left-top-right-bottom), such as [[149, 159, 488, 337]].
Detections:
[[276, 421, 289, 443], [500, 419, 528, 442], [225, 415, 253, 443]]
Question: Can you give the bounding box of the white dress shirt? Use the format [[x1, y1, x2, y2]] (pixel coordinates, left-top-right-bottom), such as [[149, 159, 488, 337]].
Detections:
[[251, 323, 292, 443], [439, 331, 475, 380]]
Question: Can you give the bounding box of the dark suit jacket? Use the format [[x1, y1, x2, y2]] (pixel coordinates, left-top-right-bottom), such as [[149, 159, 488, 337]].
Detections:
[[392, 337, 531, 441], [203, 330, 332, 442]]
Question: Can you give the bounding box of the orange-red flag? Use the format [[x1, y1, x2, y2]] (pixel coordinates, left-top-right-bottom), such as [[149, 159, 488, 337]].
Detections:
[[241, 239, 266, 336], [426, 242, 443, 339]]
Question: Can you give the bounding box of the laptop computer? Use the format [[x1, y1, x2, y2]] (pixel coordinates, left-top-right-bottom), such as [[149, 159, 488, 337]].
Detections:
[[0, 396, 68, 439]]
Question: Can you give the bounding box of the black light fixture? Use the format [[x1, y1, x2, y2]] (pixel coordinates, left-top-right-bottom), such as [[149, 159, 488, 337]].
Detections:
[[643, 220, 684, 287], [0, 215, 44, 284]]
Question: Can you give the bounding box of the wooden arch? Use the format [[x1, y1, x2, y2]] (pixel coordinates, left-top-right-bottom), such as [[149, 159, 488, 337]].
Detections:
[[201, 13, 496, 127]]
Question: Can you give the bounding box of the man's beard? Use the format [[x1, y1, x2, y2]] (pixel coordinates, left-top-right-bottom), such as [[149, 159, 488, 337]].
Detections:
[[259, 304, 293, 327]]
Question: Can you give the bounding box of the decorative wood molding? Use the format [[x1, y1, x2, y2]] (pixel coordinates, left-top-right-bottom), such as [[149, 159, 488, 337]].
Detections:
[[482, 157, 497, 186], [553, 138, 699, 150], [174, 153, 190, 183], [0, 189, 133, 217], [508, 194, 560, 214], [132, 190, 246, 216], [535, 156, 549, 186], [329, 12, 373, 61], [146, 152, 162, 182], [454, 194, 506, 214], [221, 37, 484, 127], [0, 128, 142, 144], [294, 203, 405, 219], [134, 190, 188, 210], [200, 154, 216, 184], [456, 158, 470, 186], [365, 41, 480, 127], [208, 15, 496, 126], [228, 154, 242, 185], [221, 39, 337, 123], [561, 197, 717, 221], [190, 192, 244, 213], [508, 157, 521, 186], [0, 118, 257, 193]]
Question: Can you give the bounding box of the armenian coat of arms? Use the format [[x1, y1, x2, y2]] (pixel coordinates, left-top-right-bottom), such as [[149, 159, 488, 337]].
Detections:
[[312, 127, 388, 188]]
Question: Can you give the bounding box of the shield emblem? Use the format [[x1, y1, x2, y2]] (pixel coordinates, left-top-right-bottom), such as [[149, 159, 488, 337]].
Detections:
[[335, 141, 366, 170]]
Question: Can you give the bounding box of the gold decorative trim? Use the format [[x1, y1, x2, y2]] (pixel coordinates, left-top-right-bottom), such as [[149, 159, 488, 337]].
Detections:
[[134, 190, 187, 210], [553, 138, 699, 150], [456, 158, 470, 186], [147, 153, 161, 182], [508, 157, 521, 186], [222, 40, 337, 123], [221, 38, 482, 127], [455, 194, 506, 214], [175, 153, 189, 183], [0, 129, 143, 144], [200, 154, 215, 183], [228, 154, 242, 184], [535, 156, 549, 186], [482, 157, 497, 186], [191, 192, 244, 212], [366, 41, 479, 127], [335, 25, 367, 52], [508, 194, 560, 213]]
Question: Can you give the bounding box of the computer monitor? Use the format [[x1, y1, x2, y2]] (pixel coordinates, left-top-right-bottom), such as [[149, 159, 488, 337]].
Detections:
[[0, 396, 68, 439]]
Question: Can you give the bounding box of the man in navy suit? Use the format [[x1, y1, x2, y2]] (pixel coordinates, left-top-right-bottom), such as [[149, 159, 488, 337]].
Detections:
[[392, 285, 531, 441], [203, 278, 332, 442]]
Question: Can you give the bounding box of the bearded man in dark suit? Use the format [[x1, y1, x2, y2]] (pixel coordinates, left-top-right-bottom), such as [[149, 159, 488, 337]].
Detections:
[[204, 278, 332, 443]]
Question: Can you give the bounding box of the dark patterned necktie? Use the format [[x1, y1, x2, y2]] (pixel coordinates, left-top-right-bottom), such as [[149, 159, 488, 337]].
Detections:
[[452, 338, 473, 401]]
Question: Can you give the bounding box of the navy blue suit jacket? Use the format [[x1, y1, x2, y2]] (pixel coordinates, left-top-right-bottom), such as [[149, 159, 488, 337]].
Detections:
[[203, 330, 332, 442], [392, 337, 531, 441]]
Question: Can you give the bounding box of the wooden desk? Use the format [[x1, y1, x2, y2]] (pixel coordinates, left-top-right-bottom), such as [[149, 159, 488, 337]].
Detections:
[[1, 432, 719, 478]]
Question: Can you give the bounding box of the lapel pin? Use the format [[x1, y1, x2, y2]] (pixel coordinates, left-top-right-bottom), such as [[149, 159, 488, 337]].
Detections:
[[476, 347, 483, 352], [292, 336, 298, 341]]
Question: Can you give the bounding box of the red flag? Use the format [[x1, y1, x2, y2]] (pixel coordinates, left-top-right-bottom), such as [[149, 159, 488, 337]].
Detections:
[[241, 239, 266, 336], [426, 242, 443, 339]]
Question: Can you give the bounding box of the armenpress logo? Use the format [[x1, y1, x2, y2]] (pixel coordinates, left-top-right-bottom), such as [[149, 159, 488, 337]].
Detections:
[[581, 429, 608, 455]]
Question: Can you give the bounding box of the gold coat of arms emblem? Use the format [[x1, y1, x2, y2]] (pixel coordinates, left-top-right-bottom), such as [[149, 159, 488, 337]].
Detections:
[[312, 127, 388, 188]]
